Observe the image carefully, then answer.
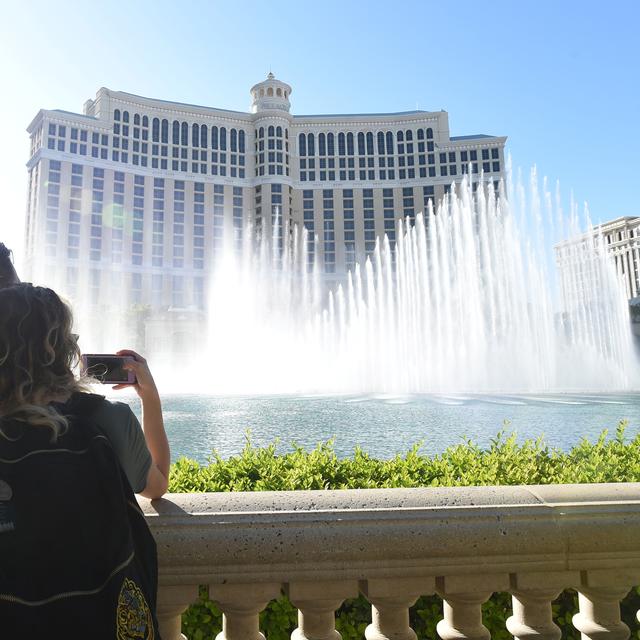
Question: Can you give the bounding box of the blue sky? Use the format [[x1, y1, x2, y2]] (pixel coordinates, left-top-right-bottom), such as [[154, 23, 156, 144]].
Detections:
[[1, 0, 638, 266]]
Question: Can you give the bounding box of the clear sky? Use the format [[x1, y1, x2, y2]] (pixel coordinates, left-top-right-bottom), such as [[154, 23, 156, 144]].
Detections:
[[1, 0, 638, 268]]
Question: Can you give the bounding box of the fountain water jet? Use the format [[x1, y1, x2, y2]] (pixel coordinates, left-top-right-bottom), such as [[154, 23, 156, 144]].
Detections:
[[199, 171, 639, 395]]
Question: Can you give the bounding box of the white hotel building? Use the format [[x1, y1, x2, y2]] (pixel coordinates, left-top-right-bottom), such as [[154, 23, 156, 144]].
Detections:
[[25, 73, 506, 311]]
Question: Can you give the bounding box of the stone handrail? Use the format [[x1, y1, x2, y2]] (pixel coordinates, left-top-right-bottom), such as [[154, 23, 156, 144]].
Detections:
[[140, 483, 640, 640]]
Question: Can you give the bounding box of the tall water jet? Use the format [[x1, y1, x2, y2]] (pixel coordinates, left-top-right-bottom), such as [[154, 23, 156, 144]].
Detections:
[[200, 171, 639, 394]]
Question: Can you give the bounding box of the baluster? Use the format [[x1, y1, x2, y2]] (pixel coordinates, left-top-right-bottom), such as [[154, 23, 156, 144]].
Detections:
[[436, 574, 509, 640], [572, 570, 637, 640], [209, 582, 281, 640], [156, 585, 199, 640], [507, 571, 578, 640], [361, 576, 434, 640], [287, 580, 359, 640]]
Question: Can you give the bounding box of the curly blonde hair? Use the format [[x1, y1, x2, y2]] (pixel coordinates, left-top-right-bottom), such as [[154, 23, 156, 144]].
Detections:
[[0, 284, 85, 440]]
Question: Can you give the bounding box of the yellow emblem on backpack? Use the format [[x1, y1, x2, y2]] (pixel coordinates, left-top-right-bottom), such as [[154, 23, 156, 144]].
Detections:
[[116, 577, 154, 639]]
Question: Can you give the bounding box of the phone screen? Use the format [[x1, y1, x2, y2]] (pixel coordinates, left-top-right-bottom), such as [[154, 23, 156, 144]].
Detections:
[[82, 355, 135, 384]]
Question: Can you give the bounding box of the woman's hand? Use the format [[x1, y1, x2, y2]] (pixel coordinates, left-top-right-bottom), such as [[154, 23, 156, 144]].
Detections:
[[113, 349, 169, 498], [112, 349, 159, 402]]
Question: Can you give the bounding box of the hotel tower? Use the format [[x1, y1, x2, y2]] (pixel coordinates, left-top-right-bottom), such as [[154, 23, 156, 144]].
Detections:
[[25, 73, 506, 313]]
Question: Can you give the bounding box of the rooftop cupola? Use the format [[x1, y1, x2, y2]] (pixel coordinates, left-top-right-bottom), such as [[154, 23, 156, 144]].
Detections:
[[250, 73, 292, 113]]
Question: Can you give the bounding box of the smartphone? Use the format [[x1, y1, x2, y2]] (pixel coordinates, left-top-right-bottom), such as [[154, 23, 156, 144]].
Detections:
[[81, 354, 136, 384]]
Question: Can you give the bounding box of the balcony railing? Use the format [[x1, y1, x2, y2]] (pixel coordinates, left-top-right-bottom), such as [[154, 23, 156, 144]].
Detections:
[[140, 483, 640, 640]]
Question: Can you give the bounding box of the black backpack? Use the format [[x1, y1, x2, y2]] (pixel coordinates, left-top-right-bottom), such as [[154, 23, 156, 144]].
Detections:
[[0, 392, 160, 639]]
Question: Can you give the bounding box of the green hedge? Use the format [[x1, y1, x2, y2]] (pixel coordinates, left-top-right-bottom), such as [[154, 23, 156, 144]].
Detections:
[[168, 424, 640, 639]]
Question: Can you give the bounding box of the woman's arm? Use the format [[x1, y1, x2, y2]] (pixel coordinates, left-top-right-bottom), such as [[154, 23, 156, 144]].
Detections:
[[113, 349, 170, 499]]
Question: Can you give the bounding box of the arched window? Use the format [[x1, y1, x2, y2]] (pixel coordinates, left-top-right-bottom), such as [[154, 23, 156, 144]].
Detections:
[[299, 133, 306, 156], [338, 133, 345, 156], [239, 130, 245, 153], [357, 132, 365, 155], [173, 121, 180, 144], [114, 109, 121, 121], [327, 132, 335, 155], [123, 111, 129, 123], [366, 132, 374, 155], [284, 91, 288, 98], [426, 128, 433, 139], [307, 133, 315, 155], [259, 127, 264, 138], [152, 118, 160, 142], [397, 130, 404, 142], [142, 115, 148, 128], [417, 129, 424, 140], [276, 88, 282, 96], [230, 128, 237, 152], [161, 119, 168, 143], [134, 113, 140, 125], [267, 87, 274, 96], [260, 89, 265, 96], [192, 123, 200, 147], [220, 127, 227, 150], [386, 131, 394, 155], [276, 126, 282, 137], [268, 125, 275, 137], [200, 125, 207, 148], [405, 130, 413, 141], [319, 133, 326, 156], [211, 126, 218, 149], [285, 128, 288, 139], [377, 131, 385, 154], [347, 132, 354, 155], [181, 122, 188, 146]]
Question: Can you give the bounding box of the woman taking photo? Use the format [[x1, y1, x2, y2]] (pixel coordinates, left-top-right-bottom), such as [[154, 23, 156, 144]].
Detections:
[[0, 283, 168, 638]]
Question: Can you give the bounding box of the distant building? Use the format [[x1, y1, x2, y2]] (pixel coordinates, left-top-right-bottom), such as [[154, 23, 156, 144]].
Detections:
[[25, 73, 507, 311], [556, 217, 640, 302]]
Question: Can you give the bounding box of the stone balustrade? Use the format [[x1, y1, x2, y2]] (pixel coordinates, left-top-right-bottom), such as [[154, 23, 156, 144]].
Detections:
[[139, 483, 640, 640]]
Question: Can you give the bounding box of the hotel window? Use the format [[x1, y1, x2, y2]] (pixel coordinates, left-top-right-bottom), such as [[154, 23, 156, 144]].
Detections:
[[131, 272, 142, 305], [172, 275, 184, 308], [423, 185, 435, 214], [193, 277, 204, 309], [67, 164, 83, 260], [90, 269, 101, 305], [45, 160, 61, 258], [363, 188, 375, 255], [272, 184, 284, 253], [233, 186, 243, 246], [132, 175, 145, 265], [303, 189, 315, 269], [112, 172, 125, 264], [47, 123, 67, 153], [213, 184, 224, 251], [90, 167, 104, 262], [322, 189, 335, 272], [173, 181, 185, 268], [152, 274, 163, 307], [402, 187, 415, 222], [383, 188, 396, 245], [67, 266, 78, 299], [152, 178, 164, 267], [343, 189, 356, 271], [193, 181, 205, 270]]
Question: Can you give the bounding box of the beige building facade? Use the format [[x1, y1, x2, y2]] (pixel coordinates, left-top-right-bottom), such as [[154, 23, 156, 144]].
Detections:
[[25, 74, 506, 310], [556, 216, 640, 302]]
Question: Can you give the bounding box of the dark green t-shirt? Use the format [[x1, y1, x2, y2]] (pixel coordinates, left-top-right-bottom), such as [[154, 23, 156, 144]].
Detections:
[[90, 399, 152, 493]]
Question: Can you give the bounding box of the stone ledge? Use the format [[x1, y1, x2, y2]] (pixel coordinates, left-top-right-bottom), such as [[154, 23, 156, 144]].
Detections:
[[140, 483, 640, 586]]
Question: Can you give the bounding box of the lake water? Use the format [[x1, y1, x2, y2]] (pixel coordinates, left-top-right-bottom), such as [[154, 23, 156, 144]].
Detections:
[[114, 392, 640, 464]]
